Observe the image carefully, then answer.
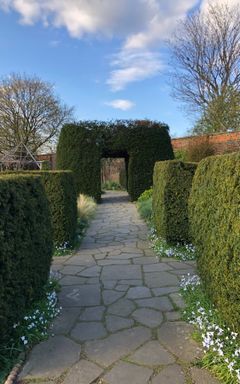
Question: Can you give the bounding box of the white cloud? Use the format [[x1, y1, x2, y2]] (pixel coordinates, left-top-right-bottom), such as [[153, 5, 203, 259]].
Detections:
[[105, 99, 135, 111], [107, 51, 163, 91], [0, 0, 200, 89]]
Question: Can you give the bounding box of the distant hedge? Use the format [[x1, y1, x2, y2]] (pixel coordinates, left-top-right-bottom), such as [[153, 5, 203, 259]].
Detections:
[[189, 153, 240, 332], [2, 171, 77, 247], [0, 175, 53, 343], [56, 120, 174, 201], [153, 160, 197, 244]]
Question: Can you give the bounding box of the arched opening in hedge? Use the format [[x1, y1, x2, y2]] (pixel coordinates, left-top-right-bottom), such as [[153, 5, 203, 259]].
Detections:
[[56, 120, 174, 202]]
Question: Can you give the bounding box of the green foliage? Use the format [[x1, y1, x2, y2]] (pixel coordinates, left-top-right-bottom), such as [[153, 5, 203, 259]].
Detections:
[[137, 187, 153, 202], [174, 149, 188, 161], [0, 175, 53, 346], [56, 120, 174, 202], [0, 277, 60, 383], [153, 160, 197, 244], [119, 167, 127, 189], [189, 152, 240, 332], [2, 170, 77, 247], [181, 276, 240, 384], [102, 180, 121, 190], [38, 171, 77, 247], [137, 198, 152, 222], [41, 160, 51, 170]]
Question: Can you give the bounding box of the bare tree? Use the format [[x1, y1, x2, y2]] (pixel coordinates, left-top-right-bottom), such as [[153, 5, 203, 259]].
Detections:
[[170, 2, 240, 133], [0, 73, 74, 155]]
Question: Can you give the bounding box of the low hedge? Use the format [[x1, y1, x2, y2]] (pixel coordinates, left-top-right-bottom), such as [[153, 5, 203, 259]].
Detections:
[[2, 171, 77, 247], [153, 160, 197, 244], [0, 175, 53, 343], [189, 153, 240, 332]]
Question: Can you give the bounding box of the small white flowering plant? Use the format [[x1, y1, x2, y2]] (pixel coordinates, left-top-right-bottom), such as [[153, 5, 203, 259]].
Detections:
[[149, 227, 196, 261], [0, 275, 61, 383], [54, 241, 72, 257], [180, 274, 240, 384]]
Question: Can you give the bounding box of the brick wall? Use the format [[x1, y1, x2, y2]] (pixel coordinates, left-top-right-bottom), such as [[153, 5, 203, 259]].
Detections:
[[172, 131, 240, 155], [36, 153, 56, 169]]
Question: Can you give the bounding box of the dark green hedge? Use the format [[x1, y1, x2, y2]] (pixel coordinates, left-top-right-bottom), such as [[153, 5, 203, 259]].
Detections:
[[0, 175, 53, 343], [56, 120, 174, 201], [2, 171, 77, 247], [153, 160, 197, 244], [189, 153, 240, 332], [38, 171, 77, 247]]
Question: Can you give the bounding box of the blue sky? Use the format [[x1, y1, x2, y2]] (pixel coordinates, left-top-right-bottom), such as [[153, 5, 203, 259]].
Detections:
[[0, 0, 233, 138]]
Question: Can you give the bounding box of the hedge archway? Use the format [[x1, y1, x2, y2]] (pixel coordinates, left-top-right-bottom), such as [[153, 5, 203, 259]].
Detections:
[[56, 120, 174, 201]]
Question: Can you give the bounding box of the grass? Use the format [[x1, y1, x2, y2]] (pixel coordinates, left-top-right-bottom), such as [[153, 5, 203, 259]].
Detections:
[[180, 275, 240, 384], [102, 180, 122, 190], [54, 194, 97, 257], [0, 276, 61, 384], [137, 197, 152, 223]]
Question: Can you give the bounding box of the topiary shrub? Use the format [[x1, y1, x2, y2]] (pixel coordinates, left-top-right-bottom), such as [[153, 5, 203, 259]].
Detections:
[[56, 120, 174, 202], [0, 175, 53, 344], [2, 170, 77, 247], [189, 152, 240, 332], [153, 160, 197, 244]]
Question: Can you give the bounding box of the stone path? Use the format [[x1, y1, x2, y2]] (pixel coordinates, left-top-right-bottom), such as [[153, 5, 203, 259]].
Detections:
[[19, 191, 220, 384]]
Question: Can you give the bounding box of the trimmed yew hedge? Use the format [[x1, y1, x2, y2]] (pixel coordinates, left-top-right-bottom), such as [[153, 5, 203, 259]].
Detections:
[[153, 160, 197, 244], [0, 175, 53, 343], [56, 120, 174, 201], [189, 153, 240, 332], [2, 171, 77, 247]]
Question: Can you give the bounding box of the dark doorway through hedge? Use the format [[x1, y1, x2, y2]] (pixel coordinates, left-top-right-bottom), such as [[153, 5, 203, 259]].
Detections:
[[56, 120, 174, 202]]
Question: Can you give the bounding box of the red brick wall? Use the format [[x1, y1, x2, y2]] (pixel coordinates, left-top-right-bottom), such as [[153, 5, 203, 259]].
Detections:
[[36, 153, 56, 169], [172, 131, 240, 155]]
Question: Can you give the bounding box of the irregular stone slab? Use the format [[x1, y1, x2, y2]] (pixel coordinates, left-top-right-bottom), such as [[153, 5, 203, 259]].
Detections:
[[86, 277, 100, 284], [169, 293, 186, 309], [135, 297, 173, 311], [118, 279, 143, 286], [144, 272, 179, 288], [106, 315, 134, 332], [101, 265, 141, 280], [158, 322, 203, 362], [102, 280, 117, 289], [50, 307, 81, 334], [107, 253, 143, 260], [132, 308, 163, 328], [65, 254, 96, 266], [128, 341, 175, 366], [107, 298, 136, 316], [59, 285, 101, 307], [103, 290, 124, 305], [78, 266, 101, 277], [71, 322, 107, 342], [170, 269, 195, 276], [79, 306, 105, 321], [152, 364, 186, 384], [127, 286, 152, 299], [53, 255, 72, 264], [152, 286, 179, 296], [59, 276, 86, 286], [20, 336, 80, 379], [97, 259, 131, 265], [133, 256, 158, 264], [63, 360, 103, 384], [85, 326, 151, 367], [143, 263, 172, 272], [59, 265, 85, 275], [115, 284, 129, 292], [103, 361, 152, 384], [190, 367, 221, 384], [168, 261, 194, 270], [165, 311, 182, 321]]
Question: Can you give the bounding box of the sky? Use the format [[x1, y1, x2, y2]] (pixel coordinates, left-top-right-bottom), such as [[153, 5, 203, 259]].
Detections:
[[0, 0, 237, 139]]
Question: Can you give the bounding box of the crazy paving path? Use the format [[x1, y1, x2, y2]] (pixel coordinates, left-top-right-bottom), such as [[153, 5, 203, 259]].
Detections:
[[19, 191, 220, 384]]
